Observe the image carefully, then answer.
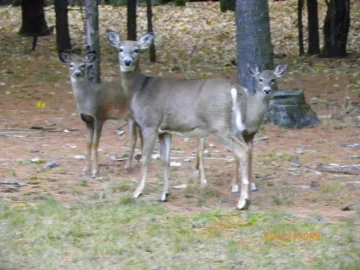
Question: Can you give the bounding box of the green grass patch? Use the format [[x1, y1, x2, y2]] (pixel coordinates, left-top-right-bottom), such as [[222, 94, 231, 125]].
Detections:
[[0, 199, 359, 269]]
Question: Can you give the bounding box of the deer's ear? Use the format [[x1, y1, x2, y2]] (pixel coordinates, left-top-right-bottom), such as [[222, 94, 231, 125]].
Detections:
[[59, 51, 71, 64], [139, 32, 155, 50], [274, 64, 288, 77], [85, 51, 96, 64], [106, 30, 121, 47], [248, 64, 260, 76]]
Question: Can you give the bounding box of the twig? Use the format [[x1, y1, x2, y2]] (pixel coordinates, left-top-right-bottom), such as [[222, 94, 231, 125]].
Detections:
[[341, 202, 358, 211], [256, 172, 276, 180], [254, 136, 269, 142], [0, 181, 27, 187], [0, 134, 31, 141], [317, 163, 360, 175]]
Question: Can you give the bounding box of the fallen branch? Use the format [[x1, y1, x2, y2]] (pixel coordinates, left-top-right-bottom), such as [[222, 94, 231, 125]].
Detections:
[[317, 163, 360, 175], [0, 181, 27, 187], [341, 202, 358, 211], [0, 134, 31, 141]]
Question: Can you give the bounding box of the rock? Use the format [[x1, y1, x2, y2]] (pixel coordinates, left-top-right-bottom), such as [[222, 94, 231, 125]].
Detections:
[[209, 143, 216, 148], [116, 129, 125, 136], [109, 156, 127, 162], [183, 159, 192, 162], [75, 155, 86, 160], [264, 88, 320, 128], [151, 154, 161, 160], [170, 162, 182, 167], [44, 161, 59, 169], [172, 184, 187, 189], [203, 150, 211, 157]]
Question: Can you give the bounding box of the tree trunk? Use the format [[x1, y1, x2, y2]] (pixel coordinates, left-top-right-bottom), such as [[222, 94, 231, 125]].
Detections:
[[146, 0, 156, 62], [19, 0, 51, 36], [235, 0, 274, 93], [322, 0, 350, 57], [220, 0, 235, 12], [55, 0, 71, 52], [85, 0, 101, 83], [127, 0, 137, 40], [297, 0, 304, 56], [307, 0, 320, 55]]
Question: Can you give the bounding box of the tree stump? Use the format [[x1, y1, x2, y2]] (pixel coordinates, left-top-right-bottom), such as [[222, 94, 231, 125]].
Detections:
[[264, 88, 320, 128]]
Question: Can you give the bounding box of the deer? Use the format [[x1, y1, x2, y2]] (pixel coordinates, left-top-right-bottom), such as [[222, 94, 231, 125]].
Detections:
[[106, 30, 287, 210], [58, 50, 139, 178]]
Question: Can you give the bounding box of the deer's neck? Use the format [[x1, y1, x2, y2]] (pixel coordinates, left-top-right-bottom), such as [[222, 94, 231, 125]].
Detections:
[[245, 92, 271, 132], [120, 66, 148, 96], [71, 79, 94, 103]]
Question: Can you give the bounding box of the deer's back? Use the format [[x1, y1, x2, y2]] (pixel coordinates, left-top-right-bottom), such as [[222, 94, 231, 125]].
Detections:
[[131, 77, 244, 136]]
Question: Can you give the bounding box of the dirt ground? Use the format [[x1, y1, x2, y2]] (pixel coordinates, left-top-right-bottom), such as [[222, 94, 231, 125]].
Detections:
[[1, 53, 359, 225], [1, 3, 360, 226]]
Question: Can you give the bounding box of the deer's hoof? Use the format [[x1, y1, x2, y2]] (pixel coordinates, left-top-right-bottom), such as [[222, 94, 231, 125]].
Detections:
[[236, 199, 250, 210], [200, 180, 207, 187], [133, 188, 143, 198], [231, 184, 240, 193], [124, 166, 131, 173], [160, 192, 169, 202]]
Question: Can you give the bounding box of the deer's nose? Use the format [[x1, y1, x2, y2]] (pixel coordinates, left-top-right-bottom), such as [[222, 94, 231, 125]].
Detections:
[[74, 70, 81, 77], [124, 59, 132, 66], [263, 87, 271, 95]]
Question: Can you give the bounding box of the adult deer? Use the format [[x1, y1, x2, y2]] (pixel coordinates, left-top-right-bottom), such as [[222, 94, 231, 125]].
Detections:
[[106, 31, 287, 210], [59, 50, 137, 177]]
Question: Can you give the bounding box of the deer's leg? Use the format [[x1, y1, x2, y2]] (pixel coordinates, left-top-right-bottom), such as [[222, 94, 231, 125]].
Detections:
[[248, 139, 257, 192], [159, 133, 172, 202], [92, 119, 103, 178], [125, 118, 137, 172], [215, 133, 250, 210], [133, 128, 157, 198], [194, 138, 207, 186], [82, 117, 94, 176], [231, 158, 240, 193]]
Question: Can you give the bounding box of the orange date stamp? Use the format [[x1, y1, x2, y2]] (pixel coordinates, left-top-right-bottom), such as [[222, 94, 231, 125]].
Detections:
[[265, 232, 321, 242]]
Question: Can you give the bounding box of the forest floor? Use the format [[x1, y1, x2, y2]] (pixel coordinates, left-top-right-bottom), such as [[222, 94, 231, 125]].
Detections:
[[1, 1, 360, 269]]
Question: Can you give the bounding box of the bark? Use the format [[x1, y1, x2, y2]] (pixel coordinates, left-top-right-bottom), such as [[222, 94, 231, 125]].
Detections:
[[220, 0, 235, 12], [322, 0, 350, 57], [85, 0, 101, 83], [235, 0, 274, 93], [146, 0, 156, 62], [298, 0, 304, 56], [55, 0, 72, 52], [307, 0, 320, 55], [127, 0, 137, 40], [19, 0, 51, 36]]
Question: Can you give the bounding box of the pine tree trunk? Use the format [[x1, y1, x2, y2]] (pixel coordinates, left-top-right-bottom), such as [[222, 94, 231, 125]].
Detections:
[[127, 0, 137, 40], [307, 0, 320, 55], [298, 0, 304, 56], [19, 0, 51, 36], [85, 0, 101, 83], [55, 0, 71, 52], [146, 0, 156, 62], [220, 0, 235, 12], [235, 0, 274, 93], [322, 0, 350, 57]]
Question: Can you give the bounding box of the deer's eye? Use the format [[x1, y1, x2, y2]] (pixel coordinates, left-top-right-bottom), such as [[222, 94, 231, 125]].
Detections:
[[134, 48, 139, 53], [271, 79, 275, 83], [80, 64, 85, 69], [119, 47, 124, 53], [259, 78, 263, 82]]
